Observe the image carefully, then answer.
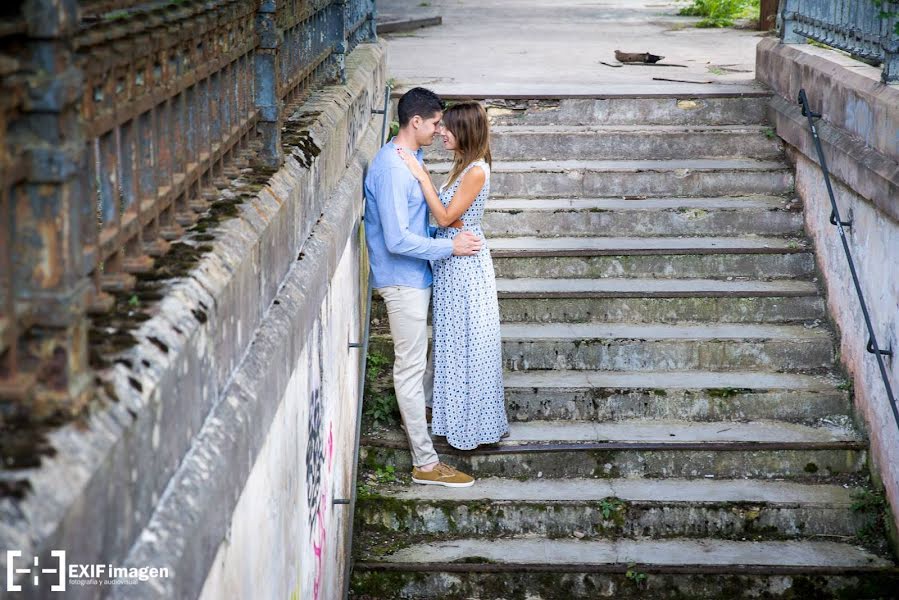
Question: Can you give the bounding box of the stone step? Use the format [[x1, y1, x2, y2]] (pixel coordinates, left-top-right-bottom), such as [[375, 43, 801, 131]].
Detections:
[[481, 197, 804, 237], [495, 277, 818, 298], [489, 236, 815, 279], [501, 322, 833, 372], [503, 370, 849, 424], [371, 278, 825, 326], [484, 95, 772, 127], [425, 125, 784, 161], [426, 159, 794, 198], [369, 323, 835, 372], [352, 538, 898, 599], [361, 420, 866, 480], [357, 477, 870, 540]]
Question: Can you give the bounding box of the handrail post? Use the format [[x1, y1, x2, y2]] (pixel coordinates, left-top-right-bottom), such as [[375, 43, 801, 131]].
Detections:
[[334, 0, 349, 85], [884, 5, 899, 83], [779, 0, 805, 44], [254, 0, 284, 168], [367, 0, 379, 41]]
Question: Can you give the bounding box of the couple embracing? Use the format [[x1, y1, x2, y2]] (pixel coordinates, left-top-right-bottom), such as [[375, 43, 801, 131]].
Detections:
[[364, 87, 508, 489]]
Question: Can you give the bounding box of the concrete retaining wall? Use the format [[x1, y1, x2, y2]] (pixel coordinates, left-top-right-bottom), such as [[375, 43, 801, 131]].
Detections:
[[757, 38, 899, 537], [0, 41, 385, 599]]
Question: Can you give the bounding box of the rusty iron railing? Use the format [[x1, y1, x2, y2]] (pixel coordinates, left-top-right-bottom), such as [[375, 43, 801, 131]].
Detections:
[[0, 0, 376, 424], [780, 0, 899, 83]]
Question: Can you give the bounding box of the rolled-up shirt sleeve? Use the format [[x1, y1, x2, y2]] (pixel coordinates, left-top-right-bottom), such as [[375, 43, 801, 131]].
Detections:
[[376, 167, 454, 261]]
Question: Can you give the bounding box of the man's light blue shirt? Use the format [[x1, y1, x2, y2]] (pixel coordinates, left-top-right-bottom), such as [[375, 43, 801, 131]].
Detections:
[[364, 140, 453, 289]]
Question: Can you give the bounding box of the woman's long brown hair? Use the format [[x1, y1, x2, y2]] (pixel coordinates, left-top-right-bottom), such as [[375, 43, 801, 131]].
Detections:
[[443, 101, 492, 188]]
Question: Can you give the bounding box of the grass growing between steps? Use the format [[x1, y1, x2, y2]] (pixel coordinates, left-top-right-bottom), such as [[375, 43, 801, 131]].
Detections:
[[363, 350, 400, 431], [676, 0, 759, 28], [851, 488, 897, 558]]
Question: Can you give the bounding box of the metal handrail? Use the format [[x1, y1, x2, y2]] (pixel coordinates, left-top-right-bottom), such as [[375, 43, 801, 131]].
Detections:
[[340, 81, 391, 599], [796, 88, 897, 433]]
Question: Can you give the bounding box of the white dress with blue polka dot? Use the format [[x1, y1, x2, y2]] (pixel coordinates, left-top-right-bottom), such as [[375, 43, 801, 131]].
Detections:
[[431, 160, 508, 450]]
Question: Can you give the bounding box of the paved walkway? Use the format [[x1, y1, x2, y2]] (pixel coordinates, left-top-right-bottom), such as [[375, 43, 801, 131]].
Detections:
[[378, 0, 770, 95]]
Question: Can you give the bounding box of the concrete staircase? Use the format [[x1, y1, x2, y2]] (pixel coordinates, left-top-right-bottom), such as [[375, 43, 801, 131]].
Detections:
[[351, 94, 899, 599]]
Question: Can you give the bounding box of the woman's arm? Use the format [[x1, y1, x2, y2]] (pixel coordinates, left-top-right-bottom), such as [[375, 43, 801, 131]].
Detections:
[[397, 149, 483, 228]]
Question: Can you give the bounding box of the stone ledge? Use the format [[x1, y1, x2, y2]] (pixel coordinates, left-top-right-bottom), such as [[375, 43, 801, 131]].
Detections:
[[109, 114, 380, 600], [769, 95, 899, 224], [0, 41, 386, 593], [756, 37, 899, 163]]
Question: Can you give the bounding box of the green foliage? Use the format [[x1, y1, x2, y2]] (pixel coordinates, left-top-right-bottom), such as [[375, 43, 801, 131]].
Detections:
[[851, 488, 891, 551], [625, 563, 649, 585], [375, 465, 398, 484], [363, 351, 400, 428], [366, 350, 390, 382], [852, 489, 886, 514], [364, 389, 398, 428], [388, 121, 400, 139], [598, 497, 625, 520], [678, 0, 759, 28], [357, 482, 374, 498], [874, 0, 899, 36]]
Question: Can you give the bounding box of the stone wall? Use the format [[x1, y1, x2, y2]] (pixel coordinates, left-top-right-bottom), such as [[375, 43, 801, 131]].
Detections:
[[757, 38, 899, 537], [0, 42, 385, 598]]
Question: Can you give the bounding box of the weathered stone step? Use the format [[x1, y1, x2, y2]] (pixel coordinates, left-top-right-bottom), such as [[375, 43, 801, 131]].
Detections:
[[357, 477, 869, 540], [371, 278, 825, 325], [503, 370, 849, 424], [370, 323, 834, 372], [427, 159, 794, 198], [352, 538, 898, 599], [490, 236, 815, 279], [496, 277, 824, 324], [495, 277, 818, 298], [426, 125, 784, 161], [490, 235, 809, 257], [482, 197, 804, 237], [499, 322, 832, 372], [361, 420, 866, 479], [369, 322, 834, 372], [484, 95, 772, 127]]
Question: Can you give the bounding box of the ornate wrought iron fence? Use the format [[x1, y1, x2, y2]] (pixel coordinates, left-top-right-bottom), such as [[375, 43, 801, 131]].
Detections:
[[0, 0, 376, 423], [780, 0, 899, 83]]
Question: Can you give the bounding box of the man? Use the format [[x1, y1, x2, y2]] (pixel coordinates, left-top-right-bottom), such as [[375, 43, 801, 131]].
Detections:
[[364, 87, 481, 488]]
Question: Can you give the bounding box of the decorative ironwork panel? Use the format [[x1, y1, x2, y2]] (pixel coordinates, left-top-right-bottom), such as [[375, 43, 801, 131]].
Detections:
[[345, 0, 376, 54], [781, 0, 899, 82], [0, 8, 29, 400], [278, 0, 343, 102], [0, 0, 376, 418], [74, 0, 260, 310]]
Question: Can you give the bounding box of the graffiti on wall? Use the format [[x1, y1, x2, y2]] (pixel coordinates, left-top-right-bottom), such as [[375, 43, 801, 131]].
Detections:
[[306, 388, 324, 525], [305, 384, 336, 600]]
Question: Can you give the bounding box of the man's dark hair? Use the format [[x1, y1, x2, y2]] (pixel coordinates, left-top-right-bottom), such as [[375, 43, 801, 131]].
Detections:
[[397, 87, 444, 127]]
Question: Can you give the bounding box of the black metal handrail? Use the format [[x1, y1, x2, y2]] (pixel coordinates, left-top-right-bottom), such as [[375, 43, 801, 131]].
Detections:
[[797, 88, 897, 432], [340, 81, 391, 600]]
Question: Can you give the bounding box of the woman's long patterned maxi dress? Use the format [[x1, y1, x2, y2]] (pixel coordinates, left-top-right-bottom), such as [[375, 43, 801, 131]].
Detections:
[[431, 160, 508, 449]]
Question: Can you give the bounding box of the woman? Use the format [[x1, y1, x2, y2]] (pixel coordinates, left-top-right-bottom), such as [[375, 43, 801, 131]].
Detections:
[[396, 101, 509, 450]]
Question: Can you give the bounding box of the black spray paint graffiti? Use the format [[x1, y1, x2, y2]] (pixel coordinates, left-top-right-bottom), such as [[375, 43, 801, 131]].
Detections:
[[305, 387, 324, 528]]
